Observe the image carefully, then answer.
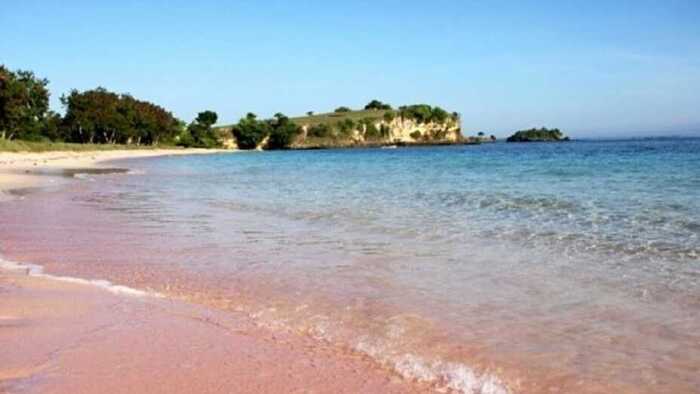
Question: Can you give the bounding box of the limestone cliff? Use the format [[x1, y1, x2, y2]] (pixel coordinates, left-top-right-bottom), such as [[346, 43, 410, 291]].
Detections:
[[294, 115, 461, 148]]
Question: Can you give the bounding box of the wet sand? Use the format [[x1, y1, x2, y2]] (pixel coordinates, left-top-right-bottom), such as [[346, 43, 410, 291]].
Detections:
[[0, 265, 430, 394], [0, 149, 433, 394]]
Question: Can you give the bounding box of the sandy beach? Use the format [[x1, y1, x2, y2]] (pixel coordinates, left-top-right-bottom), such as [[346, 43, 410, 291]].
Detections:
[[0, 149, 226, 194], [0, 149, 431, 394]]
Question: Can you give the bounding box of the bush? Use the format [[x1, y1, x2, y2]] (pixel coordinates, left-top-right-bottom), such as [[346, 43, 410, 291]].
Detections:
[[266, 113, 300, 149], [361, 118, 381, 140], [383, 110, 396, 122], [231, 113, 271, 149], [398, 104, 452, 124], [364, 100, 392, 111], [410, 130, 422, 140], [334, 106, 351, 113], [337, 119, 356, 136], [399, 104, 432, 123], [430, 106, 449, 122], [307, 123, 332, 138]]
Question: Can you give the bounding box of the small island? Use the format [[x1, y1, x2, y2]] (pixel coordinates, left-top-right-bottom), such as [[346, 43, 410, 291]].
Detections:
[[506, 127, 569, 142]]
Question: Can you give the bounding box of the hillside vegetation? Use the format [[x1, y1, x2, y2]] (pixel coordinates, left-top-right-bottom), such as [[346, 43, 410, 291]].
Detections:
[[506, 127, 569, 142]]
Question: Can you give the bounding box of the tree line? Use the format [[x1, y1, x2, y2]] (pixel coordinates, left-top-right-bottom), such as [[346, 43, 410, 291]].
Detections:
[[0, 65, 222, 148], [1, 65, 459, 150]]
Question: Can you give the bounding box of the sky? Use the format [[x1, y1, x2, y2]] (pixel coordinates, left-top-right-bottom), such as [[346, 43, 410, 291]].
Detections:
[[2, 0, 699, 138]]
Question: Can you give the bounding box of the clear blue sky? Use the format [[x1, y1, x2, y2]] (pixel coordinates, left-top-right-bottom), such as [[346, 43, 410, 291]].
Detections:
[[2, 1, 699, 137]]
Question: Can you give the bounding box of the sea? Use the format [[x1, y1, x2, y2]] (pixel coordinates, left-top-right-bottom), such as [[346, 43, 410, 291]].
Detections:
[[1, 138, 699, 393]]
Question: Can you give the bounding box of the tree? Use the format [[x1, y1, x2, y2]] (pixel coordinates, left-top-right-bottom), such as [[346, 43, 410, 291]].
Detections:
[[231, 113, 270, 149], [183, 110, 219, 148], [306, 111, 314, 116], [334, 106, 351, 113], [0, 66, 51, 140], [266, 113, 300, 149], [61, 87, 180, 145], [364, 100, 392, 111]]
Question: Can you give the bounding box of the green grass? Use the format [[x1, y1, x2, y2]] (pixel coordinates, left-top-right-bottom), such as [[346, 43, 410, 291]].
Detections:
[[290, 109, 390, 127], [215, 109, 391, 131], [0, 139, 181, 153]]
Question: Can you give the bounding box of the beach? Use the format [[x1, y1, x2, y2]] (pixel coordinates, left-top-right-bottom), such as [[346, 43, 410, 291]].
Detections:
[[0, 149, 227, 194], [0, 149, 433, 394]]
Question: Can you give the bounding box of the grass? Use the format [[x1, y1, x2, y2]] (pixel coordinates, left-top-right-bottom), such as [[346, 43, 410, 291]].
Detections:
[[0, 139, 181, 153], [290, 109, 390, 127], [215, 109, 391, 131]]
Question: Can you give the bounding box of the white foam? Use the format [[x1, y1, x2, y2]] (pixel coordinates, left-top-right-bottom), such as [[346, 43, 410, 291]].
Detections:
[[355, 339, 512, 394], [0, 257, 163, 298]]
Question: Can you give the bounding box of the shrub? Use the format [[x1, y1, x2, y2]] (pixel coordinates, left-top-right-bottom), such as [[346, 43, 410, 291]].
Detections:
[[334, 106, 351, 113], [337, 119, 356, 136], [231, 113, 271, 149], [266, 113, 300, 149], [430, 106, 449, 122], [364, 100, 392, 111], [410, 130, 422, 140], [383, 110, 396, 122], [398, 104, 452, 124], [399, 104, 432, 123], [380, 124, 391, 138], [361, 118, 381, 140], [307, 123, 332, 138]]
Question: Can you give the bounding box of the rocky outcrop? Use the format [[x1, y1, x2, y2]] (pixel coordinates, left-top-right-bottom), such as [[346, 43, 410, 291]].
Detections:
[[295, 116, 461, 148]]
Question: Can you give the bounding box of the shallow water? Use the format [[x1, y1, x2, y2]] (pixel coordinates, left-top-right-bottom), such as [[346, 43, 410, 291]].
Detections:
[[2, 138, 699, 393]]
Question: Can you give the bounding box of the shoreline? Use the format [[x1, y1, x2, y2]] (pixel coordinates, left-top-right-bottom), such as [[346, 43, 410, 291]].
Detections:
[[0, 148, 229, 195], [0, 149, 437, 394]]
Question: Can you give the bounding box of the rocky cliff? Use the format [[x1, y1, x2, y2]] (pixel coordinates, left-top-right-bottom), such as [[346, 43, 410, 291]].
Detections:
[[293, 113, 462, 148]]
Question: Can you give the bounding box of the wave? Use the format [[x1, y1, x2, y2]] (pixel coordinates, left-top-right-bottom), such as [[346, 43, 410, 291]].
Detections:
[[355, 339, 511, 394], [0, 257, 162, 298], [0, 254, 513, 393]]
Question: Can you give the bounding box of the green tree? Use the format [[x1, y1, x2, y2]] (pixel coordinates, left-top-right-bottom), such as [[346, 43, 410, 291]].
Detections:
[[231, 113, 270, 149], [183, 110, 219, 148], [334, 106, 351, 113], [61, 87, 180, 145], [266, 113, 300, 149], [364, 100, 392, 111], [0, 66, 51, 140]]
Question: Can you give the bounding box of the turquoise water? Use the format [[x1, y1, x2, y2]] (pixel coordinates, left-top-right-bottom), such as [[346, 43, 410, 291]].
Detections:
[[5, 138, 699, 392]]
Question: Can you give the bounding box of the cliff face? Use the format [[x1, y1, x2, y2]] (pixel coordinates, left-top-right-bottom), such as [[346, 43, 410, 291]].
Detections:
[[296, 117, 461, 148], [381, 117, 461, 143]]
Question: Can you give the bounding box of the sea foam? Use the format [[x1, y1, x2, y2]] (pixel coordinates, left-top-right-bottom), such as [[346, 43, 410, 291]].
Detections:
[[0, 257, 163, 298]]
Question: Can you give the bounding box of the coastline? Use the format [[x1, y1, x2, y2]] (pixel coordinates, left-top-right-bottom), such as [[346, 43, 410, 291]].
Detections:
[[0, 148, 228, 195], [0, 149, 435, 394]]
